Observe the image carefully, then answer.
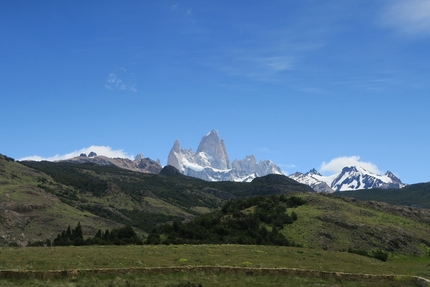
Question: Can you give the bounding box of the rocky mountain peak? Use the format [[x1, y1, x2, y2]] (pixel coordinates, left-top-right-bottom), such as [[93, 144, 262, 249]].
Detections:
[[172, 139, 181, 153], [385, 171, 403, 184], [135, 153, 144, 161], [307, 168, 321, 176], [196, 129, 231, 170], [166, 130, 282, 182], [88, 151, 97, 158], [290, 165, 405, 192]]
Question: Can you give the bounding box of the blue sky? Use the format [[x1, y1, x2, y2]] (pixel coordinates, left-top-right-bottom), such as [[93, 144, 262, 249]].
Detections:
[[2, 1, 430, 184]]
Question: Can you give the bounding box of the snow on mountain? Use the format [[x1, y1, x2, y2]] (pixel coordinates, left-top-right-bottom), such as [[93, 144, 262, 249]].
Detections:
[[167, 130, 282, 182], [289, 169, 336, 193], [289, 166, 405, 192]]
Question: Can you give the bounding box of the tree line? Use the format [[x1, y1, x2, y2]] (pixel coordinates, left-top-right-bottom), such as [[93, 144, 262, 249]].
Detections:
[[28, 222, 142, 247], [145, 195, 305, 246]]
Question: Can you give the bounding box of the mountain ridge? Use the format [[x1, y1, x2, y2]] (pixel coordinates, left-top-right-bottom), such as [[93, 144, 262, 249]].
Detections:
[[63, 154, 162, 174], [290, 166, 405, 192], [167, 130, 283, 182]]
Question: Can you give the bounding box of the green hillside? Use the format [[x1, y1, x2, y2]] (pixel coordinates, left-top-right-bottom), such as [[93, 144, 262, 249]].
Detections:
[[0, 154, 311, 246], [2, 154, 430, 257], [0, 154, 121, 246], [146, 192, 430, 256], [339, 182, 430, 208]]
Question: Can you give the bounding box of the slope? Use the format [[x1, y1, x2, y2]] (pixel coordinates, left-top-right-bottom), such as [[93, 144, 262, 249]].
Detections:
[[0, 154, 121, 246], [338, 182, 430, 208], [286, 193, 430, 255], [9, 160, 311, 243], [147, 192, 430, 256]]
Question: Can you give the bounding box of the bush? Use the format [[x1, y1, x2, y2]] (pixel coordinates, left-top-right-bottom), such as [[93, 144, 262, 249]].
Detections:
[[373, 250, 388, 262]]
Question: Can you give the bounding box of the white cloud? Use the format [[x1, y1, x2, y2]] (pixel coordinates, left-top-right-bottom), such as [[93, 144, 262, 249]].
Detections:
[[19, 146, 134, 162], [381, 0, 430, 37], [261, 56, 294, 72], [105, 69, 137, 92], [320, 156, 382, 175]]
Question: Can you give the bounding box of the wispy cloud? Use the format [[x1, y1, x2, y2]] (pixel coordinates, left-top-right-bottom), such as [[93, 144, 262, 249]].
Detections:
[[19, 146, 134, 161], [105, 68, 137, 92], [277, 163, 297, 176], [320, 156, 382, 175], [214, 53, 296, 82], [381, 0, 430, 37]]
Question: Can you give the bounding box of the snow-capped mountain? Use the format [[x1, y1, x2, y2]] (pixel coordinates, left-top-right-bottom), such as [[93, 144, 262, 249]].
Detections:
[[167, 130, 282, 182], [289, 169, 335, 193], [289, 166, 405, 192]]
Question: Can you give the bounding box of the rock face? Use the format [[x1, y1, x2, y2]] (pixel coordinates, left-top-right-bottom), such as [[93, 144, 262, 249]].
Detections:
[[167, 130, 282, 182], [289, 166, 405, 192], [88, 152, 97, 158], [64, 155, 162, 174], [196, 130, 231, 170], [289, 169, 335, 193], [331, 166, 405, 191]]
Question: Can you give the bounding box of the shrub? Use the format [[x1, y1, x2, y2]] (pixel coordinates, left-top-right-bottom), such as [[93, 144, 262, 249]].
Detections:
[[373, 250, 388, 262]]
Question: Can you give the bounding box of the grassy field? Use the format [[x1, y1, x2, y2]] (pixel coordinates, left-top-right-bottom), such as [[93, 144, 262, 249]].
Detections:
[[0, 245, 429, 286], [0, 272, 420, 287]]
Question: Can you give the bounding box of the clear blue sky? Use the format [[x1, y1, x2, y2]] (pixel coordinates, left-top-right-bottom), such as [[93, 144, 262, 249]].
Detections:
[[2, 1, 430, 184]]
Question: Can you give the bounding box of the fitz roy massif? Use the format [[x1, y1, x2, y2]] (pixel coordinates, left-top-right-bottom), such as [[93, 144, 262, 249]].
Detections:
[[166, 130, 405, 192], [48, 130, 405, 193]]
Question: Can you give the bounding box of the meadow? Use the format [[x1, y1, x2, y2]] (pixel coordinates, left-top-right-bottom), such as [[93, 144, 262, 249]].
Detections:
[[0, 244, 429, 286]]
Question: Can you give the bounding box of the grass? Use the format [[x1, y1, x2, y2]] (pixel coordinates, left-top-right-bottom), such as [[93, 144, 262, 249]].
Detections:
[[283, 193, 430, 254], [0, 245, 429, 277], [0, 245, 428, 286], [0, 272, 419, 287]]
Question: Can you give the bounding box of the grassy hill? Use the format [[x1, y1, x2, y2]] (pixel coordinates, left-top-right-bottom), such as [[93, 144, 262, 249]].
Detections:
[[0, 154, 311, 246], [338, 182, 430, 208], [285, 193, 430, 255], [2, 154, 430, 257], [0, 154, 121, 246], [145, 192, 430, 256]]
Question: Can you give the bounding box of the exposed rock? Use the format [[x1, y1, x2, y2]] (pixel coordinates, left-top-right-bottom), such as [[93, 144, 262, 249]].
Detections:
[[196, 130, 231, 170], [167, 130, 283, 182], [88, 152, 97, 157], [64, 156, 162, 174], [79, 153, 87, 157], [135, 153, 144, 161], [290, 166, 405, 192]]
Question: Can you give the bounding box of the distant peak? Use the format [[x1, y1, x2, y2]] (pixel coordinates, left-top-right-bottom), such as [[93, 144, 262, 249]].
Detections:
[[385, 170, 403, 184], [88, 151, 97, 158], [172, 139, 181, 153], [135, 153, 144, 161], [307, 168, 320, 175], [206, 129, 219, 137], [341, 166, 358, 173]]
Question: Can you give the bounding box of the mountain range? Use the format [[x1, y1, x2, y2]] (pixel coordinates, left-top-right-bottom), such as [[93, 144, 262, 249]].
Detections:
[[167, 130, 283, 182], [289, 166, 405, 192], [53, 130, 406, 193], [64, 152, 162, 174], [2, 153, 430, 255]]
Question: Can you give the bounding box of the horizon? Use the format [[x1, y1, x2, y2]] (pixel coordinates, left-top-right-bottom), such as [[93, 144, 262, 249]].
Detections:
[[16, 138, 408, 184], [2, 1, 430, 184]]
